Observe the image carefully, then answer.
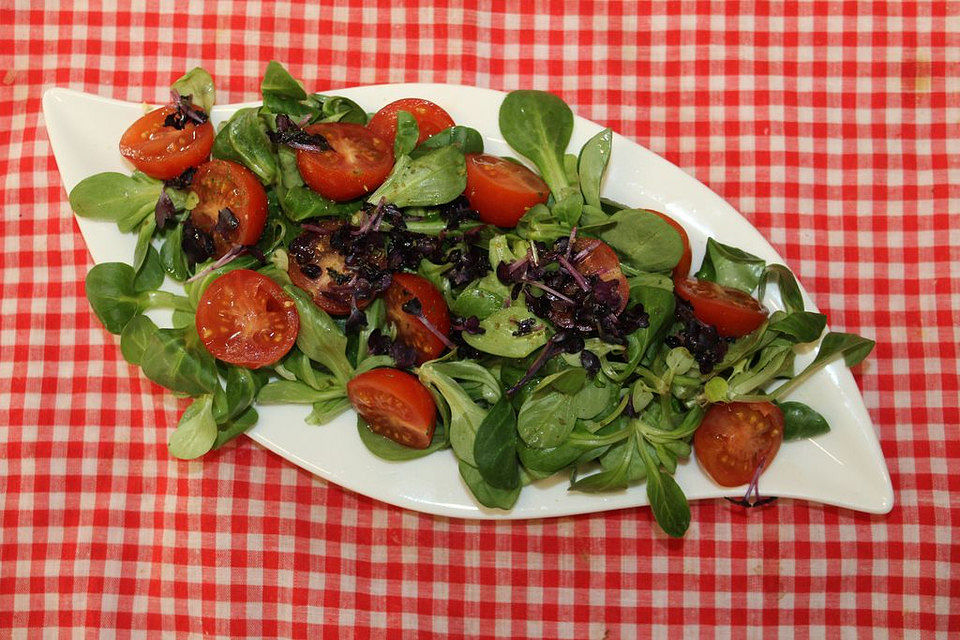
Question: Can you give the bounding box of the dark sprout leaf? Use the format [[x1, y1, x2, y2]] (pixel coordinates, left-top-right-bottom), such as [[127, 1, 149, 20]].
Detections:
[[164, 90, 209, 130], [267, 114, 331, 151], [164, 167, 196, 190], [215, 207, 240, 238], [665, 299, 730, 374], [154, 189, 176, 229], [181, 221, 215, 264], [580, 349, 600, 377]]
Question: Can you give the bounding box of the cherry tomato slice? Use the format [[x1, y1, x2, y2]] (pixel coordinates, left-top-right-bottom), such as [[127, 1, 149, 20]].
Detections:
[[384, 273, 451, 365], [367, 98, 456, 146], [286, 221, 387, 316], [464, 154, 550, 228], [572, 237, 630, 313], [119, 106, 215, 180], [644, 209, 692, 278], [674, 277, 768, 337], [189, 159, 268, 257], [694, 401, 784, 486], [296, 123, 393, 201], [195, 269, 299, 369], [347, 368, 437, 448]]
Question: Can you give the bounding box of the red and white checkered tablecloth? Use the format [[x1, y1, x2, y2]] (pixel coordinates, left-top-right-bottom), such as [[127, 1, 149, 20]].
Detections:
[[2, 1, 958, 637]]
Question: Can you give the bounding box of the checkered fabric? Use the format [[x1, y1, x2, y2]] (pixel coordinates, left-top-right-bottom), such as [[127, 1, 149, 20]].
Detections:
[[2, 1, 958, 637]]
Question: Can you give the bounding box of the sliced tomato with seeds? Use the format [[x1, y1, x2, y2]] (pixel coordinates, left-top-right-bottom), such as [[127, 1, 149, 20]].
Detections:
[[367, 98, 456, 146], [189, 159, 268, 257], [464, 153, 550, 228], [195, 269, 299, 369], [286, 221, 387, 316], [674, 277, 768, 338], [119, 106, 215, 180], [347, 368, 437, 449], [572, 237, 631, 313], [384, 273, 451, 365], [295, 123, 394, 201], [694, 401, 784, 487]]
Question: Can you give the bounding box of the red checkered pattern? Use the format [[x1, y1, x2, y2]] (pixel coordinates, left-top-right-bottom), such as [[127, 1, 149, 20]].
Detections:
[[2, 1, 958, 637]]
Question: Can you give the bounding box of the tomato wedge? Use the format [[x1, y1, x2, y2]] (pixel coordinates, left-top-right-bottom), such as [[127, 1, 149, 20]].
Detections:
[[119, 106, 214, 180], [195, 269, 299, 369], [189, 159, 268, 257], [384, 273, 451, 365], [674, 278, 768, 337], [645, 209, 692, 278], [694, 402, 784, 486], [286, 221, 387, 316], [464, 153, 550, 228], [367, 98, 455, 146], [347, 368, 437, 449], [572, 237, 630, 312], [296, 123, 393, 201]]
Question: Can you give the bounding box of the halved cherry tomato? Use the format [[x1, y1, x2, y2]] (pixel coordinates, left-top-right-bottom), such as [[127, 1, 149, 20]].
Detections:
[[119, 106, 215, 180], [195, 269, 299, 369], [286, 221, 387, 316], [189, 159, 268, 257], [572, 237, 630, 312], [464, 154, 550, 228], [384, 273, 451, 365], [694, 401, 784, 486], [367, 98, 455, 146], [347, 368, 437, 448], [674, 278, 768, 337], [296, 123, 393, 201], [645, 209, 692, 278]]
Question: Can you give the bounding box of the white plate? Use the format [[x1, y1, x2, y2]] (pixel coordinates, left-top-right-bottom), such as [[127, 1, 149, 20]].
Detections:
[[43, 84, 893, 519]]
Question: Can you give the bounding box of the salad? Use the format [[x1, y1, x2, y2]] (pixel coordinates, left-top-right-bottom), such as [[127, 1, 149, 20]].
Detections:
[[68, 63, 874, 536]]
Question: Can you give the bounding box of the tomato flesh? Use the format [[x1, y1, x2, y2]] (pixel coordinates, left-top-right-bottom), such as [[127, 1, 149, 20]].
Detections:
[[347, 368, 437, 448], [384, 273, 451, 365], [694, 402, 784, 486], [464, 154, 550, 228], [644, 209, 692, 278], [572, 237, 631, 313], [674, 277, 767, 337], [195, 269, 299, 369], [296, 123, 393, 201], [189, 159, 268, 257], [367, 98, 456, 146], [119, 106, 214, 180], [286, 221, 387, 316]]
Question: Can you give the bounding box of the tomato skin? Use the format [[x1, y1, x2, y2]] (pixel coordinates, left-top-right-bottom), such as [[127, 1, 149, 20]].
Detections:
[[367, 98, 455, 146], [572, 237, 631, 313], [464, 154, 550, 228], [644, 210, 692, 278], [347, 368, 437, 449], [189, 159, 268, 257], [296, 123, 394, 201], [674, 278, 768, 337], [119, 106, 214, 180], [384, 273, 451, 365], [195, 269, 299, 369], [694, 402, 784, 486], [286, 221, 387, 316]]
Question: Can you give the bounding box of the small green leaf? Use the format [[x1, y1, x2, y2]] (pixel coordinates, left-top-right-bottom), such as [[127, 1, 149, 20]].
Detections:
[[473, 395, 520, 490], [760, 264, 804, 314], [366, 146, 467, 208], [168, 395, 218, 460], [393, 110, 419, 156], [171, 67, 216, 113], [596, 209, 684, 273], [779, 401, 831, 441], [410, 125, 484, 158], [578, 128, 612, 209], [695, 238, 766, 293], [457, 460, 521, 509]]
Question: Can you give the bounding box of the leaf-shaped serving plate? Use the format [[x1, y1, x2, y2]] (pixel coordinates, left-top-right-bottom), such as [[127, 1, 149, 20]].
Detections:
[[43, 84, 893, 519]]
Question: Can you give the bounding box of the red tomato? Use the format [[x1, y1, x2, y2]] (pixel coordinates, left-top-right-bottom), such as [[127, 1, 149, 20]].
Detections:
[[674, 278, 768, 337], [645, 209, 692, 278], [464, 154, 550, 228], [347, 368, 437, 449], [694, 402, 784, 486], [286, 221, 387, 316], [367, 98, 455, 146], [572, 237, 630, 312], [384, 273, 451, 365], [189, 159, 268, 257], [119, 106, 214, 180], [295, 123, 393, 201], [195, 269, 299, 369]]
